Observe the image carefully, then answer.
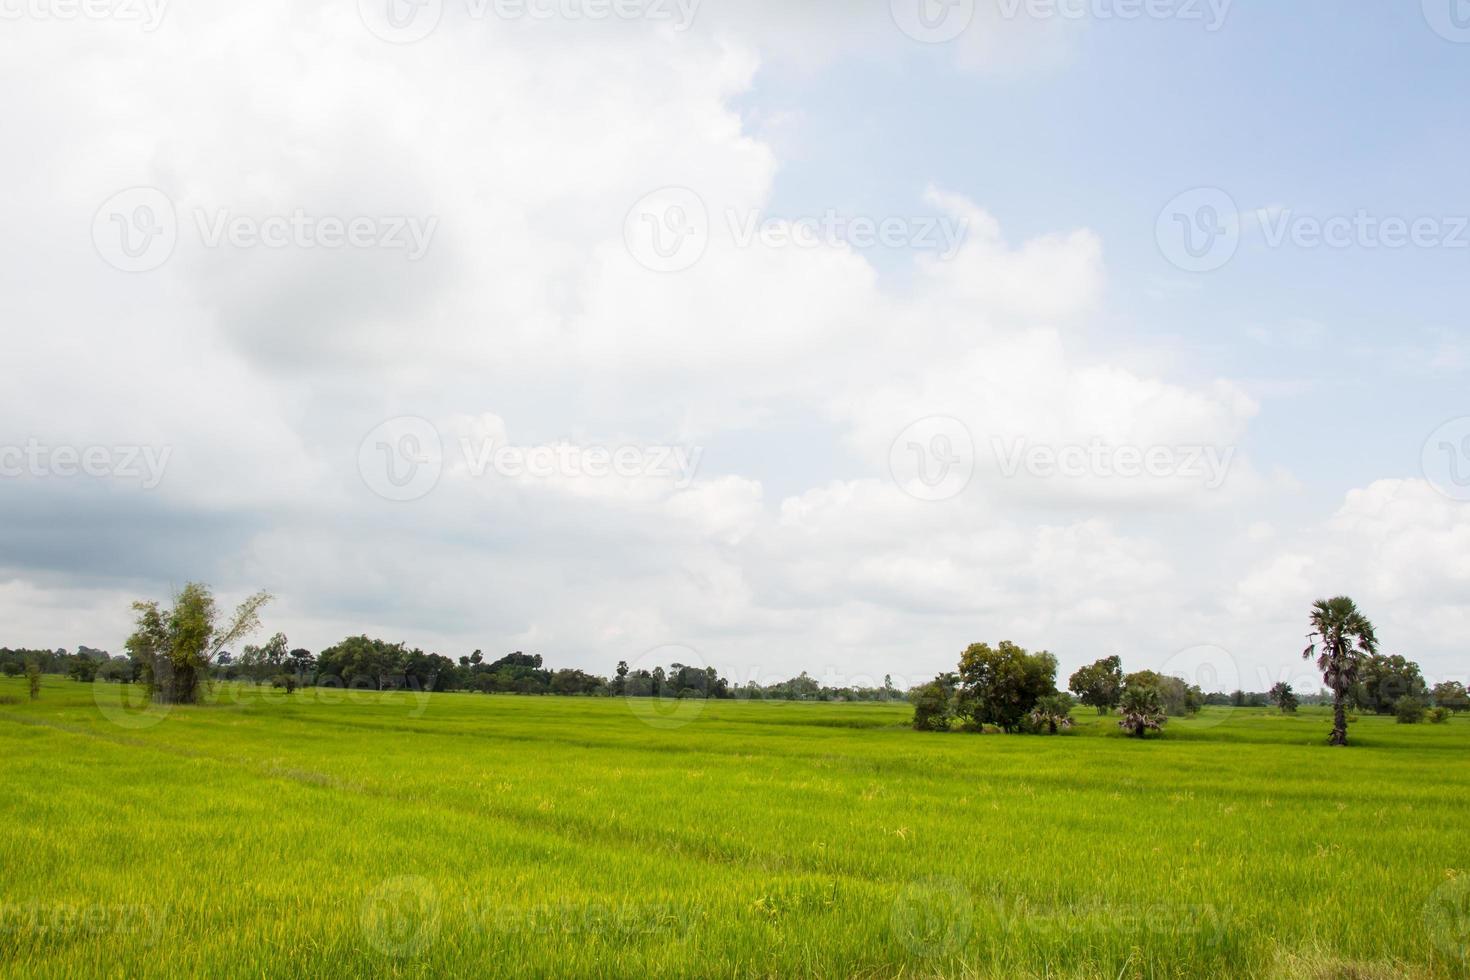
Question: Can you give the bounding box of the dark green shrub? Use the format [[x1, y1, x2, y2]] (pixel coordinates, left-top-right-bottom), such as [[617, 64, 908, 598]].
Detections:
[[910, 675, 957, 732], [1395, 696, 1427, 725]]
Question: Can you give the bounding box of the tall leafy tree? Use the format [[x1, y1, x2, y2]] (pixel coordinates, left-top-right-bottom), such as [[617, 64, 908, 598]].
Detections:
[[1352, 654, 1427, 715], [316, 636, 408, 690], [1431, 680, 1469, 713], [955, 641, 1058, 734], [126, 583, 272, 704], [1302, 596, 1378, 746], [1068, 655, 1124, 715]]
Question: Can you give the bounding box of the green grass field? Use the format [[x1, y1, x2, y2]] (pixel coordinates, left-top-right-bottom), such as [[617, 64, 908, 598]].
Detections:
[[3, 676, 1469, 978]]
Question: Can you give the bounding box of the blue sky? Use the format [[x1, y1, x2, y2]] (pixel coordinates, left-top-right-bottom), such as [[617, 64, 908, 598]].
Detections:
[[746, 1, 1470, 507]]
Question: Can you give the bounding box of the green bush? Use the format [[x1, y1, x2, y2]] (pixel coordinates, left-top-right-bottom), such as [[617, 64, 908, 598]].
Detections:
[[1429, 707, 1451, 724], [1394, 696, 1427, 725], [909, 675, 957, 732]]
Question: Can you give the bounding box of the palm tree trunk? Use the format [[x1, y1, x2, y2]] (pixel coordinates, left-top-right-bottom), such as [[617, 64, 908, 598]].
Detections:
[[1330, 691, 1348, 746]]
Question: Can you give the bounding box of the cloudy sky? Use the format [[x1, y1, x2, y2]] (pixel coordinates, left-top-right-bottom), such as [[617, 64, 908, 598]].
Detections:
[[3, 0, 1468, 693]]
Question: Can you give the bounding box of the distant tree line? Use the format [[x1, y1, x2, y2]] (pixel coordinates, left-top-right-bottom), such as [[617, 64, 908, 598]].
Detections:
[[11, 589, 1465, 741], [6, 583, 909, 707], [910, 597, 1466, 744], [1, 646, 136, 684], [6, 637, 906, 705]]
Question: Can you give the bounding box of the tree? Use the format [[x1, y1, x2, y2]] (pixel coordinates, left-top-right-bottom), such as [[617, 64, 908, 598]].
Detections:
[[1431, 681, 1469, 713], [97, 657, 134, 684], [1353, 654, 1427, 715], [261, 633, 289, 671], [1394, 696, 1426, 725], [910, 674, 957, 732], [288, 648, 316, 679], [1268, 682, 1299, 714], [1123, 670, 1202, 717], [66, 656, 99, 683], [316, 635, 407, 689], [1029, 693, 1075, 735], [1302, 596, 1379, 747], [1069, 655, 1124, 715], [955, 641, 1058, 733], [126, 583, 273, 704], [25, 661, 41, 701], [1118, 685, 1166, 738]]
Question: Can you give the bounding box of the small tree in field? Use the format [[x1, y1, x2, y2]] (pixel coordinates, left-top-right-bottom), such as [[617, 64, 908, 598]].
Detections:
[[1395, 696, 1427, 725], [1069, 655, 1124, 715], [1268, 682, 1299, 714], [25, 662, 41, 701], [126, 583, 272, 705], [1302, 596, 1378, 747], [910, 674, 957, 732], [1118, 685, 1166, 738]]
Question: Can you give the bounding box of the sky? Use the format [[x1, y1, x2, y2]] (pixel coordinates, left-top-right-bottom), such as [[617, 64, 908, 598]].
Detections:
[[2, 0, 1468, 695]]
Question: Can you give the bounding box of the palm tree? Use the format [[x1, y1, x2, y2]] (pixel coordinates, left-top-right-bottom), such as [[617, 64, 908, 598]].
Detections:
[[1302, 596, 1378, 746], [1118, 685, 1166, 738]]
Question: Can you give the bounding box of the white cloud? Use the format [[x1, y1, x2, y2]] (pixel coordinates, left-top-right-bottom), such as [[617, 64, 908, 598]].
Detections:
[[1, 1, 1461, 697]]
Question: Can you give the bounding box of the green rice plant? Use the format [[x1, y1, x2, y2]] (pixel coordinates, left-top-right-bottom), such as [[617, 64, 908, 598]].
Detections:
[[2, 678, 1468, 978]]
